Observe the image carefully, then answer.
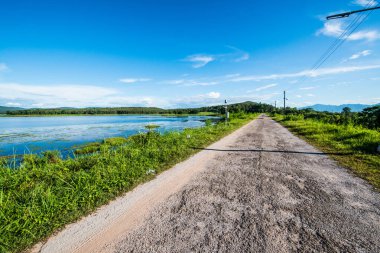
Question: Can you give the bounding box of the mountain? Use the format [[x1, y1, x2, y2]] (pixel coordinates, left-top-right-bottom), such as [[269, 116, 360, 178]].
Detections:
[[0, 106, 24, 113], [301, 104, 379, 113]]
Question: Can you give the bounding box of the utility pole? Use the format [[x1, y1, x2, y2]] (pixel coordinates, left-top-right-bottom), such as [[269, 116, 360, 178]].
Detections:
[[274, 101, 277, 113], [224, 100, 229, 124], [327, 6, 380, 20], [283, 91, 288, 114]]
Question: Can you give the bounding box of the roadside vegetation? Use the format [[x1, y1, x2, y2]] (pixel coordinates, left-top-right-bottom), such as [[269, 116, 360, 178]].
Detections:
[[0, 113, 257, 253], [273, 108, 380, 190], [279, 105, 380, 130]]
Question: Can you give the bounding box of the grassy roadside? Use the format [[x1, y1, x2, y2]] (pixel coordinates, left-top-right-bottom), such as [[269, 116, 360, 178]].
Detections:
[[0, 113, 257, 253], [273, 114, 380, 190]]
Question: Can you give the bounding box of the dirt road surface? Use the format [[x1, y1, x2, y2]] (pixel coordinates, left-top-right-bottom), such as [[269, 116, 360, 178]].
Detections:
[[115, 115, 380, 252], [32, 115, 380, 253]]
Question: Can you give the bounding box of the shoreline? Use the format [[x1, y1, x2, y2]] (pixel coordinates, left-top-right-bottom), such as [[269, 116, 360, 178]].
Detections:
[[0, 113, 220, 118]]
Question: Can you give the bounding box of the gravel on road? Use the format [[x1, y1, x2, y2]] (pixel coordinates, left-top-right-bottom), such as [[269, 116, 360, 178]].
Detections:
[[115, 115, 380, 253]]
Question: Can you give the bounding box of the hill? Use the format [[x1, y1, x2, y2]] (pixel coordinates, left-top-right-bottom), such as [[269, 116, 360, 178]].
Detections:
[[0, 106, 24, 114]]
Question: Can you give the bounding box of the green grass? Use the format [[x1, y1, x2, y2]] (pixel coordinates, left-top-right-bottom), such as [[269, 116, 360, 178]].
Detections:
[[0, 113, 257, 253], [273, 114, 380, 190]]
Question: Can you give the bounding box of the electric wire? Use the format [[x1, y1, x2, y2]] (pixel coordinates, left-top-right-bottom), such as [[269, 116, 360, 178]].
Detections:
[[295, 0, 376, 88]]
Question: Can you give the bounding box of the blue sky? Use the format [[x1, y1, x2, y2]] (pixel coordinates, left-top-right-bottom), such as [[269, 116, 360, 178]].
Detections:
[[0, 0, 379, 108]]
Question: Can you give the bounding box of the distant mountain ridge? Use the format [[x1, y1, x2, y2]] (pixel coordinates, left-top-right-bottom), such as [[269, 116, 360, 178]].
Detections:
[[0, 106, 24, 113], [301, 103, 379, 113]]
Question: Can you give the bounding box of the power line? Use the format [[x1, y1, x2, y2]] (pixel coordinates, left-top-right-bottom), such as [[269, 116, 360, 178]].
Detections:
[[327, 6, 380, 19], [296, 1, 376, 88], [311, 9, 373, 73]]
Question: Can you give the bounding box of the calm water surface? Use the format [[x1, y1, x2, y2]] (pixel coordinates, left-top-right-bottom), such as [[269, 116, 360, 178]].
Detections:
[[0, 115, 215, 157]]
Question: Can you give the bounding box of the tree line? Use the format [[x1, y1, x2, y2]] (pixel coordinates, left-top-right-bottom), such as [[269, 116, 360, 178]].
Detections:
[[5, 101, 275, 116]]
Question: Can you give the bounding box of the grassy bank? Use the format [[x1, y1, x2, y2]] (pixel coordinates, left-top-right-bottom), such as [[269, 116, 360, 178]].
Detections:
[[0, 113, 257, 253], [273, 114, 380, 190]]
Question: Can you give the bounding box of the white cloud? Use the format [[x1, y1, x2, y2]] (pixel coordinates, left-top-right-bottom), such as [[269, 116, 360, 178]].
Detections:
[[119, 78, 151, 84], [0, 63, 8, 72], [180, 80, 219, 87], [349, 50, 372, 60], [300, 86, 317, 90], [296, 95, 302, 98], [230, 65, 380, 82], [5, 102, 21, 107], [235, 53, 250, 62], [348, 30, 380, 41], [184, 54, 215, 68], [226, 45, 250, 62], [206, 92, 221, 99], [194, 92, 221, 99], [0, 83, 224, 109], [166, 79, 186, 85], [317, 21, 344, 37], [317, 20, 380, 42], [184, 47, 249, 68], [225, 73, 241, 78], [306, 94, 315, 97], [353, 0, 378, 7], [168, 92, 223, 108], [0, 83, 118, 108], [255, 83, 278, 91]]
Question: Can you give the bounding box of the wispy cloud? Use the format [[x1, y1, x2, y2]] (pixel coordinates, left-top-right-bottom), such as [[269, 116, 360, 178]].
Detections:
[[0, 63, 8, 72], [119, 78, 151, 84], [5, 102, 21, 107], [165, 79, 218, 86], [0, 83, 225, 109], [230, 65, 380, 82], [226, 45, 250, 62], [235, 53, 250, 62], [197, 92, 221, 99], [348, 30, 380, 41], [353, 0, 378, 7], [300, 86, 317, 90], [255, 83, 278, 91], [317, 20, 380, 42], [349, 50, 372, 60], [317, 21, 344, 37], [184, 46, 249, 68], [184, 54, 215, 68], [0, 83, 118, 108]]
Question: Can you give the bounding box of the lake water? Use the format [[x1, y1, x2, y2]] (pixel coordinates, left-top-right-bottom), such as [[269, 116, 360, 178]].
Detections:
[[0, 115, 215, 157]]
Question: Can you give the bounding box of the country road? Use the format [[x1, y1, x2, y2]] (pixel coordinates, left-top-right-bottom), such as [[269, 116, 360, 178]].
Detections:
[[33, 115, 380, 253]]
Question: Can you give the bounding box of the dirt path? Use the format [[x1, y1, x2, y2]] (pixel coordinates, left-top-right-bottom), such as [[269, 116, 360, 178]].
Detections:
[[115, 115, 380, 253], [32, 115, 380, 253], [31, 116, 259, 253]]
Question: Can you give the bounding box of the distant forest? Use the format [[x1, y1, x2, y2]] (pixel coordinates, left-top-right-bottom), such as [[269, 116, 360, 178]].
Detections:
[[6, 102, 379, 129], [5, 101, 275, 116]]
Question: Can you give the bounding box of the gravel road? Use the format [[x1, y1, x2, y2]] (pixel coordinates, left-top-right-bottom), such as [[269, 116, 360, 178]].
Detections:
[[115, 115, 380, 253]]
